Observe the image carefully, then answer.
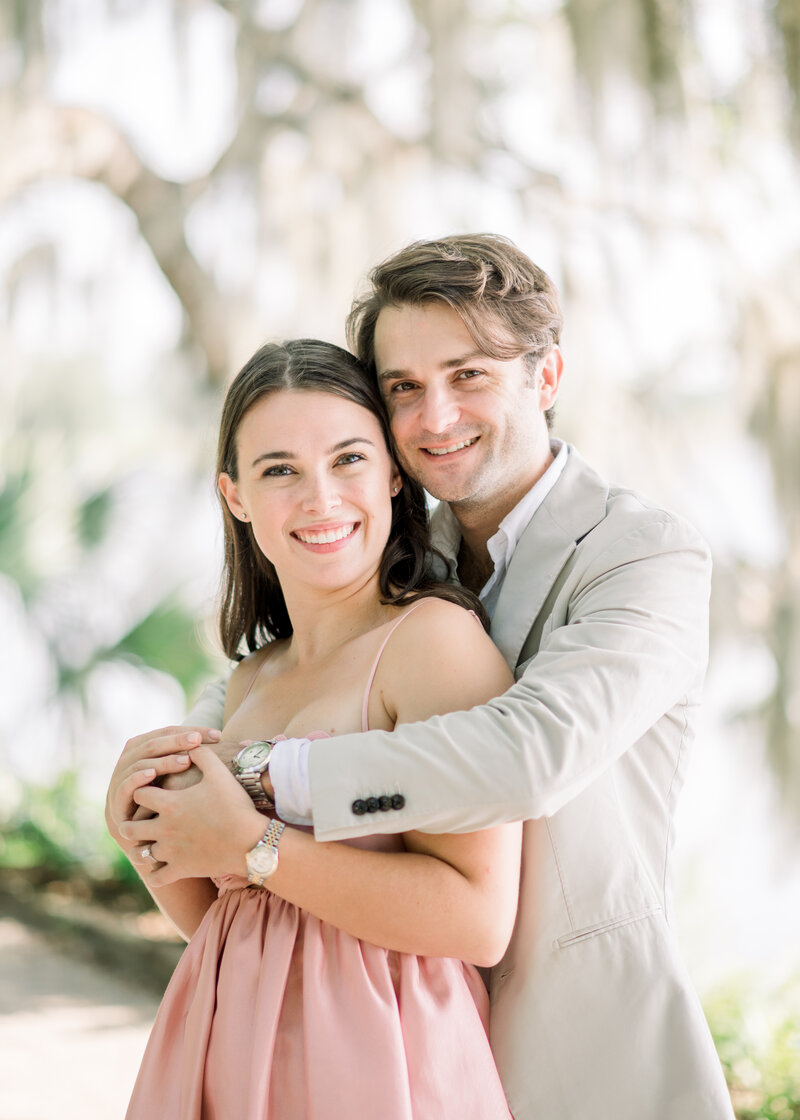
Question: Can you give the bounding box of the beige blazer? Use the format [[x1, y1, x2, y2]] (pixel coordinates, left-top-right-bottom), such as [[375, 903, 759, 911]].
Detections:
[[188, 447, 733, 1119]]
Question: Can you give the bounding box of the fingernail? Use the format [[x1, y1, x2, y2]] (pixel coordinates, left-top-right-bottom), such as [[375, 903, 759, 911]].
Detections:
[[207, 729, 222, 741], [142, 769, 156, 780], [186, 732, 201, 746], [175, 754, 189, 765]]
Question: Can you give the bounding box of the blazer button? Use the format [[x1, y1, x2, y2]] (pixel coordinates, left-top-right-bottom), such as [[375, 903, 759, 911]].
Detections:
[[352, 799, 367, 815], [390, 794, 405, 810], [378, 796, 392, 811], [366, 797, 380, 813]]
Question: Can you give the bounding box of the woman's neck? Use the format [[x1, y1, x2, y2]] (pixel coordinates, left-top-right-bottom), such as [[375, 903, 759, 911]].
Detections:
[[280, 574, 399, 666]]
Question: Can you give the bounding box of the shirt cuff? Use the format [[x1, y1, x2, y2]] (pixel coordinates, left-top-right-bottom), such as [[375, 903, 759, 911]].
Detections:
[[270, 738, 313, 826]]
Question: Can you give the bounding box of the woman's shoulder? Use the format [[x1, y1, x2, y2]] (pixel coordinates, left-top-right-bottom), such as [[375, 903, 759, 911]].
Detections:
[[384, 597, 509, 681], [379, 597, 512, 722], [397, 595, 485, 639]]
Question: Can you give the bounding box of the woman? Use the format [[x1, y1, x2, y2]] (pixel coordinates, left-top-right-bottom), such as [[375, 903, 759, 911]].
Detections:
[[108, 340, 520, 1119]]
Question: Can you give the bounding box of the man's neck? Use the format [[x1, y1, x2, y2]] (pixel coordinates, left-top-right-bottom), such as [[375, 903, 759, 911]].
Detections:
[[450, 443, 557, 592]]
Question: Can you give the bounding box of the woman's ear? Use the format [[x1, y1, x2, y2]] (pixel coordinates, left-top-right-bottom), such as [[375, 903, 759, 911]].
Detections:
[[390, 469, 403, 497], [219, 474, 248, 521]]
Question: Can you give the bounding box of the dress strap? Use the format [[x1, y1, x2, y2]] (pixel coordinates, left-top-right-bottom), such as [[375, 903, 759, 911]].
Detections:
[[238, 647, 273, 706], [361, 600, 427, 732]]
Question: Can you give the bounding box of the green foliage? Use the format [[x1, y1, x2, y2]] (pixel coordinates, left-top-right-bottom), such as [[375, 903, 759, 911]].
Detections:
[[0, 769, 152, 907], [112, 599, 214, 696], [706, 973, 800, 1120], [76, 486, 113, 547], [0, 467, 35, 596]]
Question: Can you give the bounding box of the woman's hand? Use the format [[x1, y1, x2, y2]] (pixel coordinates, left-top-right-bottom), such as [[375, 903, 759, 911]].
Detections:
[[105, 725, 222, 845], [118, 747, 267, 885]]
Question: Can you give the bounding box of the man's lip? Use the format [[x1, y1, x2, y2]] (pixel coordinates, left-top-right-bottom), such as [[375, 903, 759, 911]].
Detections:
[[421, 436, 480, 457]]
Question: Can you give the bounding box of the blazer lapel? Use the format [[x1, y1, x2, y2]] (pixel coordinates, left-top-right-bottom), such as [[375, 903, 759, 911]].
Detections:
[[490, 447, 610, 668]]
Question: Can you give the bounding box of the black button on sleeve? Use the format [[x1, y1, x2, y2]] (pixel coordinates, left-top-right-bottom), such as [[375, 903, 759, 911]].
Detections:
[[390, 794, 405, 810], [352, 799, 367, 815], [366, 797, 380, 813], [378, 796, 392, 811]]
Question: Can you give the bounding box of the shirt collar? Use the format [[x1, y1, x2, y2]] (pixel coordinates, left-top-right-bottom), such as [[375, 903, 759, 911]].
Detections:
[[430, 439, 568, 599]]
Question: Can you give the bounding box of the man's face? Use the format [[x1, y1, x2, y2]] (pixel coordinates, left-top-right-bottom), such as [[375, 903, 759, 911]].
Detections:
[[374, 301, 560, 519]]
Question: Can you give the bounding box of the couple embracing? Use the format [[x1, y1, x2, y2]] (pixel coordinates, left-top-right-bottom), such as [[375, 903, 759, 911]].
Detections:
[[107, 234, 734, 1119]]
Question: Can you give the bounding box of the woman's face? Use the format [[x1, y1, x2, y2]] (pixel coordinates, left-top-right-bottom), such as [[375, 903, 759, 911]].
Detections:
[[219, 389, 402, 597]]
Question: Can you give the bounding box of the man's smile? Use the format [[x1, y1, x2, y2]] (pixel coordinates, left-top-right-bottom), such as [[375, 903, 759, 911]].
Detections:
[[423, 437, 480, 457]]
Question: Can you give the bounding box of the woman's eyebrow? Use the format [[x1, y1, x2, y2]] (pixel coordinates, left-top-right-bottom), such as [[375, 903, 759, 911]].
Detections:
[[250, 437, 376, 468], [326, 437, 376, 454]]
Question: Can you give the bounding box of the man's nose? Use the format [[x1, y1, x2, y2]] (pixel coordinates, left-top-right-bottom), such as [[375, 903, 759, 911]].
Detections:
[[418, 385, 460, 434]]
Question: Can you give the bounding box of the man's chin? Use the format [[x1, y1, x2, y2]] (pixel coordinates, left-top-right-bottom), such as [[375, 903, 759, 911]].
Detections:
[[416, 476, 477, 505]]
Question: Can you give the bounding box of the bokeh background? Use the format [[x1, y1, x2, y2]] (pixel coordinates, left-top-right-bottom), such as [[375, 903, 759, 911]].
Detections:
[[1, 1, 799, 1116]]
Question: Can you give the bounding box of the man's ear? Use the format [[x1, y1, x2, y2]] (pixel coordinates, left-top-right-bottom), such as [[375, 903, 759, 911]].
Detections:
[[538, 346, 563, 411], [219, 474, 248, 522]]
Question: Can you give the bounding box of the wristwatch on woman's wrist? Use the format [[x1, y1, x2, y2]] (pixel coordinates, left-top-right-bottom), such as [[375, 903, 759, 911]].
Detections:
[[245, 819, 285, 887], [233, 740, 276, 811]]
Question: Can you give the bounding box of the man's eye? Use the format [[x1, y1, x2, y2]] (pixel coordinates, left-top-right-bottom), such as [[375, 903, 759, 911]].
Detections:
[[389, 381, 416, 394], [458, 369, 483, 381]]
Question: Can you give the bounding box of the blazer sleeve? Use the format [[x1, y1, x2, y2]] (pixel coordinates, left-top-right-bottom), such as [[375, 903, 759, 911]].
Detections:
[[308, 510, 712, 840], [183, 677, 228, 728]]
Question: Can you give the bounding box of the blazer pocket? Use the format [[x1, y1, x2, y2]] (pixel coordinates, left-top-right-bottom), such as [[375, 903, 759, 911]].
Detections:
[[555, 905, 662, 950]]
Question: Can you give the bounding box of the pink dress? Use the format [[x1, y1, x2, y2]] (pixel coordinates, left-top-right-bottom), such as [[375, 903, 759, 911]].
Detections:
[[127, 611, 512, 1120]]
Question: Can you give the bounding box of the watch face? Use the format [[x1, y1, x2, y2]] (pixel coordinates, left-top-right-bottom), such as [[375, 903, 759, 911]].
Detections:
[[236, 741, 273, 771], [248, 844, 279, 878]]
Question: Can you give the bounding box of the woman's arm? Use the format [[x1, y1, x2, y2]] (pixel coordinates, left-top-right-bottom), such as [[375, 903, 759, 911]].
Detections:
[[127, 601, 521, 965], [105, 728, 223, 940], [105, 656, 266, 940], [266, 600, 521, 965]]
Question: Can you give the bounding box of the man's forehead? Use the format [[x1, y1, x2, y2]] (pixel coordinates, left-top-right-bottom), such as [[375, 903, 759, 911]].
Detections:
[[374, 302, 519, 371]]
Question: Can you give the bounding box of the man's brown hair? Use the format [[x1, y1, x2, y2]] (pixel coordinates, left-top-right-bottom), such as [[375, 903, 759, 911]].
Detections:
[[346, 233, 563, 409]]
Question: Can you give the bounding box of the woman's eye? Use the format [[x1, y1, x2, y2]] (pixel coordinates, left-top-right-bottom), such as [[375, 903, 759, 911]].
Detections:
[[262, 464, 294, 477], [336, 453, 365, 466]]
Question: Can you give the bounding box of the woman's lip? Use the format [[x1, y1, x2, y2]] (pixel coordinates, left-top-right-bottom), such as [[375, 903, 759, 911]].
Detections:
[[290, 522, 360, 546]]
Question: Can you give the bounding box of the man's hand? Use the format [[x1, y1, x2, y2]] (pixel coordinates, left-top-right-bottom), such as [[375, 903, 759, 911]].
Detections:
[[119, 747, 267, 886], [105, 724, 221, 852]]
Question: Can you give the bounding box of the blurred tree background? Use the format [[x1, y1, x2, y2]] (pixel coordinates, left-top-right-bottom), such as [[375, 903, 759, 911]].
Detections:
[[1, 0, 799, 1114]]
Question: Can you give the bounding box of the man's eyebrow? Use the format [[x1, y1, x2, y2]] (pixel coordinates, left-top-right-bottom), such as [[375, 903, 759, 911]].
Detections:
[[250, 437, 375, 468], [378, 350, 488, 382]]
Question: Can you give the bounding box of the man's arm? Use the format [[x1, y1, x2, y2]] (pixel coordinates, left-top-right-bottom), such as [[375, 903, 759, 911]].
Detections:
[[308, 511, 712, 839], [184, 677, 228, 728]]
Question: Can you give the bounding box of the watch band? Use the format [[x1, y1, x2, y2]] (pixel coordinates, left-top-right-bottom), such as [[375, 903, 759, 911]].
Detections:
[[233, 740, 276, 811], [239, 770, 273, 811], [246, 819, 286, 887]]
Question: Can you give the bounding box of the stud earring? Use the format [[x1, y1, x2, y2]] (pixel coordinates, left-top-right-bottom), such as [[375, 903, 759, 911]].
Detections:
[[392, 485, 400, 495]]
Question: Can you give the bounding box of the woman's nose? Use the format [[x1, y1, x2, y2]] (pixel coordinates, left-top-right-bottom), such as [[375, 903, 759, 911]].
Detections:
[[301, 472, 342, 514]]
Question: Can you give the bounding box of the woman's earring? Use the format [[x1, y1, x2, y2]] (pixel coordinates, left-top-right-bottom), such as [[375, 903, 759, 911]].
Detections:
[[392, 485, 400, 495]]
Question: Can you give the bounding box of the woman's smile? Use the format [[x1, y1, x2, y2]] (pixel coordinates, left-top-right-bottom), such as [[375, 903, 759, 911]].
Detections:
[[291, 521, 361, 550]]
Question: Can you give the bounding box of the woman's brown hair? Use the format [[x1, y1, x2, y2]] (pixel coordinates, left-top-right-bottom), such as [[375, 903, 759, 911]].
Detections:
[[217, 339, 486, 659]]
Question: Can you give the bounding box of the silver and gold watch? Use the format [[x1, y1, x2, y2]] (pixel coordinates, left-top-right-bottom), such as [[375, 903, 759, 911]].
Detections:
[[232, 740, 276, 811], [245, 818, 285, 887]]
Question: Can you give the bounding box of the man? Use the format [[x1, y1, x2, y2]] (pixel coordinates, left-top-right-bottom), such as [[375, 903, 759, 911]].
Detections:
[[111, 235, 734, 1118]]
